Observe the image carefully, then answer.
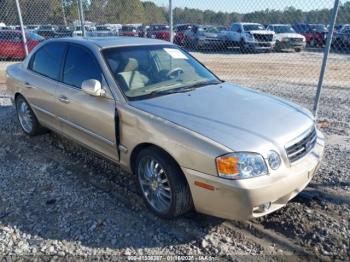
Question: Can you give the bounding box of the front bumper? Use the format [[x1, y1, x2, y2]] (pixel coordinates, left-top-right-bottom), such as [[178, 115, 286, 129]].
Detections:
[[277, 40, 306, 50], [197, 39, 224, 48], [182, 131, 325, 221]]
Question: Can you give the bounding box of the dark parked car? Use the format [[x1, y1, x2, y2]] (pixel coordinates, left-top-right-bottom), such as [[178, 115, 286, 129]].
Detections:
[[293, 23, 328, 47], [36, 25, 73, 39], [119, 25, 143, 37], [0, 30, 44, 60], [332, 28, 350, 50], [184, 25, 225, 50], [147, 24, 171, 41]]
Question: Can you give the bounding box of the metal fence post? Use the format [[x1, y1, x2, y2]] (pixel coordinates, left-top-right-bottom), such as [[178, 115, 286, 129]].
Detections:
[[77, 0, 86, 37], [61, 0, 67, 26], [313, 0, 340, 118], [15, 0, 28, 57], [169, 0, 174, 43]]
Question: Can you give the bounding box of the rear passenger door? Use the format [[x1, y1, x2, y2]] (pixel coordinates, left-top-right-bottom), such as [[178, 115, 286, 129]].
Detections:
[[56, 44, 119, 161], [26, 42, 66, 131]]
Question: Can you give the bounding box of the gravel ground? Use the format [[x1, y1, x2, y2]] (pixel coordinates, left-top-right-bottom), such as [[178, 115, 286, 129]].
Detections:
[[0, 50, 349, 260]]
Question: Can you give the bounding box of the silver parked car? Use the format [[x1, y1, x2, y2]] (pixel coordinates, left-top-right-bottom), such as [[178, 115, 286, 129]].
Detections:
[[6, 37, 325, 220]]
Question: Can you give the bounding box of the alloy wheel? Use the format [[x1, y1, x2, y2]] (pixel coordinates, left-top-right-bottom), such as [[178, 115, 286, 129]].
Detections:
[[17, 98, 33, 133], [138, 156, 172, 214]]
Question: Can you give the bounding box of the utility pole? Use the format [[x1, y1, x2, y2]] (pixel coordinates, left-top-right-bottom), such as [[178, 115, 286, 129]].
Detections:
[[169, 0, 173, 43], [15, 0, 28, 57]]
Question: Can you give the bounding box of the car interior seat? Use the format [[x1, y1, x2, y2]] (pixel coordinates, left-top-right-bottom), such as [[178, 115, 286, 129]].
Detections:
[[116, 58, 149, 92]]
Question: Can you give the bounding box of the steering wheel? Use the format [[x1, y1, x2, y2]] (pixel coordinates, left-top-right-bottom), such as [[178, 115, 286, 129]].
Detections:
[[167, 67, 184, 79]]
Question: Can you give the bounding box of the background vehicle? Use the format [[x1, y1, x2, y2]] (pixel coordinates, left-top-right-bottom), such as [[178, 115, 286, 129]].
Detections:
[[225, 23, 275, 52], [119, 25, 140, 37], [72, 25, 93, 37], [333, 24, 350, 33], [174, 24, 193, 46], [36, 25, 73, 39], [332, 28, 350, 50], [0, 30, 44, 60], [146, 24, 170, 41], [89, 25, 116, 37], [293, 23, 328, 47], [267, 24, 306, 52], [183, 25, 225, 50]]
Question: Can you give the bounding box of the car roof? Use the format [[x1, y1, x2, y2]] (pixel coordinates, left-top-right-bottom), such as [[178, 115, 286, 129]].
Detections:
[[44, 37, 171, 49], [269, 24, 291, 26], [238, 22, 262, 25]]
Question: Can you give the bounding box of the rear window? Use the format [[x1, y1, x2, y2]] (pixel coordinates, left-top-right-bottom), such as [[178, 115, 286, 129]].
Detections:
[[30, 42, 66, 80]]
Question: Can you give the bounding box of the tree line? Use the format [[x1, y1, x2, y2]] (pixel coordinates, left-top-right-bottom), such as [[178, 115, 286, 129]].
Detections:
[[1, 0, 350, 26]]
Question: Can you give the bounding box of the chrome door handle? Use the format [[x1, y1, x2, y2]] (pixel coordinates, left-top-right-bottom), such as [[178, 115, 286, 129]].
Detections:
[[58, 95, 70, 104]]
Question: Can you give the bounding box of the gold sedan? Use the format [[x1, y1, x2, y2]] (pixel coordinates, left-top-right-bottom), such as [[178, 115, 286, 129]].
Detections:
[[6, 37, 325, 220]]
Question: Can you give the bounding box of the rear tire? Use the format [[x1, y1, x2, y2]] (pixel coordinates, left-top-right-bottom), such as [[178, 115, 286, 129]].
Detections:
[[15, 95, 47, 136], [135, 147, 193, 219]]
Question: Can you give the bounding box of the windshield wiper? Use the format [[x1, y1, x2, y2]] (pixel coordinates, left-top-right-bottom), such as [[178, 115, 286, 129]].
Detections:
[[183, 80, 222, 90], [147, 80, 222, 97], [148, 87, 196, 96]]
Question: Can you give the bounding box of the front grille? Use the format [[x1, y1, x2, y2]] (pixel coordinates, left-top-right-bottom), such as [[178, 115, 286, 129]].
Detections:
[[290, 38, 303, 43], [285, 127, 317, 163], [253, 34, 273, 42]]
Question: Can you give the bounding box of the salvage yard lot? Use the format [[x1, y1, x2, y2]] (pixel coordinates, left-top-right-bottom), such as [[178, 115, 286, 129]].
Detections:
[[0, 51, 349, 259]]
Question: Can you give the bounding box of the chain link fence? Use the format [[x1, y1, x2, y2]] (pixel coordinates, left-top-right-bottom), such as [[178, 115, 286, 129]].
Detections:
[[0, 0, 349, 133]]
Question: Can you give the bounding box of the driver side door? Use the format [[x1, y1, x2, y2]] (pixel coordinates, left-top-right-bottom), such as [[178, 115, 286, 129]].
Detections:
[[56, 44, 119, 161]]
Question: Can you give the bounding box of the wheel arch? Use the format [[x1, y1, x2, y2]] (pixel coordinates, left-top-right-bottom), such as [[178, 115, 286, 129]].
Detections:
[[130, 143, 183, 177], [14, 92, 23, 100]]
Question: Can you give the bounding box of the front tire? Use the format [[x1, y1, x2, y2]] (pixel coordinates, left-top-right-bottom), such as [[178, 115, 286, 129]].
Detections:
[[136, 147, 193, 219], [15, 95, 47, 136]]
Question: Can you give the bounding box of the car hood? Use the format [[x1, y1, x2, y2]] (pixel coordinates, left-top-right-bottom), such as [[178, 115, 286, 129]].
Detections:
[[130, 83, 315, 155], [248, 30, 274, 35], [275, 33, 304, 39]]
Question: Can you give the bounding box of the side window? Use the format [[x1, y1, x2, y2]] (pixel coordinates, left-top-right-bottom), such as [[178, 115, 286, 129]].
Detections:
[[63, 45, 102, 88], [30, 42, 66, 80]]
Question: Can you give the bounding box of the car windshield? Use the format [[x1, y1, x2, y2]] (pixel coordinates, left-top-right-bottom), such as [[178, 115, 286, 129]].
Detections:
[[273, 26, 295, 33], [198, 26, 220, 33], [243, 24, 265, 31], [122, 26, 135, 31], [28, 32, 44, 41], [310, 25, 327, 31], [96, 26, 109, 31], [151, 25, 169, 31], [103, 45, 220, 100]]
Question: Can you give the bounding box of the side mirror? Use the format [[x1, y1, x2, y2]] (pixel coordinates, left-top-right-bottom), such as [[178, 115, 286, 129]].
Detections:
[[81, 79, 105, 97], [237, 29, 242, 33]]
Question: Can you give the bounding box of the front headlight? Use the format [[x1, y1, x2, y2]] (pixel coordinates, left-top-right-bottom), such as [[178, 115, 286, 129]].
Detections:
[[246, 33, 254, 41], [281, 37, 289, 42], [216, 153, 268, 180]]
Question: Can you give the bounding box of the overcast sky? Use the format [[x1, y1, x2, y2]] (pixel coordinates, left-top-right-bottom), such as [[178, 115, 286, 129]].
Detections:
[[142, 0, 336, 13]]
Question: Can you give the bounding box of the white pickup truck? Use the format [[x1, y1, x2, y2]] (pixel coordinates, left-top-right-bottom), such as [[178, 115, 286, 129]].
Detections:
[[222, 23, 275, 52]]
